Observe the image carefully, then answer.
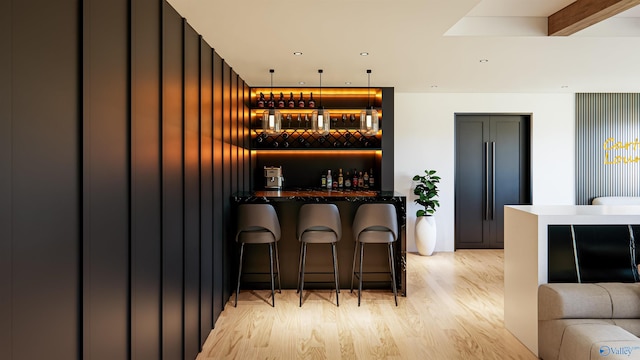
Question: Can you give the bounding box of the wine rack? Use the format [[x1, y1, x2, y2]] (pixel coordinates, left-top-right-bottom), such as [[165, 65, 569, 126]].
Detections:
[[250, 87, 383, 151]]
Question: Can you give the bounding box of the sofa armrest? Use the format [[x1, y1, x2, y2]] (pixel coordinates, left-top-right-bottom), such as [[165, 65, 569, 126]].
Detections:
[[539, 283, 612, 320]]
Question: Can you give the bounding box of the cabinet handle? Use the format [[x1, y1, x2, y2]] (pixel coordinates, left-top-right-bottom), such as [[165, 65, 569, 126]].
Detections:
[[485, 142, 489, 221], [492, 141, 496, 220]]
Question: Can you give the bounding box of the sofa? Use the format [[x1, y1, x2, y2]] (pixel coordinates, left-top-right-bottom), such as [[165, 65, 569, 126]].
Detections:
[[538, 283, 640, 360]]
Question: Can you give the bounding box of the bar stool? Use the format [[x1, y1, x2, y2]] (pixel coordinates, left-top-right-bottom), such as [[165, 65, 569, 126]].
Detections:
[[235, 203, 281, 307], [351, 203, 398, 306], [297, 203, 342, 307]]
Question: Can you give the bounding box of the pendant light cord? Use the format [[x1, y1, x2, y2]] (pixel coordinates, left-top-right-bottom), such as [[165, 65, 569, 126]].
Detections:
[[367, 69, 371, 109], [318, 69, 323, 108]]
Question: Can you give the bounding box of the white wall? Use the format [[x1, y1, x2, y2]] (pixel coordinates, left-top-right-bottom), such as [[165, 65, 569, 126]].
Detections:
[[395, 93, 575, 253]]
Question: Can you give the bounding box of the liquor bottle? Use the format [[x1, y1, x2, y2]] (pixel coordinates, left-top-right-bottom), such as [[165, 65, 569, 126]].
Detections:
[[321, 174, 327, 188], [332, 179, 338, 189], [352, 170, 358, 189], [326, 170, 333, 189], [363, 171, 369, 188], [257, 92, 265, 108], [288, 92, 295, 108], [268, 92, 275, 108], [278, 92, 285, 108], [358, 171, 364, 188], [308, 92, 315, 108], [369, 168, 375, 189], [298, 92, 305, 108], [338, 168, 344, 188], [344, 171, 351, 188]]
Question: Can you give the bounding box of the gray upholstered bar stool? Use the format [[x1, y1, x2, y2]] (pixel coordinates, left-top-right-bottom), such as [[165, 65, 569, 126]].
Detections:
[[297, 203, 342, 307], [351, 203, 398, 306], [235, 203, 281, 307]]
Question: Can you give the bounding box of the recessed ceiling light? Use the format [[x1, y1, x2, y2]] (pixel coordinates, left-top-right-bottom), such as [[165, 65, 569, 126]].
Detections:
[[293, 51, 303, 56], [298, 81, 305, 85], [561, 85, 569, 88], [360, 52, 369, 56], [345, 81, 352, 85], [430, 85, 438, 88], [479, 59, 489, 63]]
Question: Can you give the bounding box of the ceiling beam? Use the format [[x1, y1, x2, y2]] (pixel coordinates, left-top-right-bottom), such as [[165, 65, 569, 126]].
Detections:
[[548, 0, 640, 36]]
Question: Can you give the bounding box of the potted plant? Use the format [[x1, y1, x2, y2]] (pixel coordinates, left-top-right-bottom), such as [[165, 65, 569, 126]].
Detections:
[[412, 169, 440, 256]]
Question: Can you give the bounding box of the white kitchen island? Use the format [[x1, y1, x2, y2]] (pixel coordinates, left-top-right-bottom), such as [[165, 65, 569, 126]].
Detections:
[[503, 205, 640, 356]]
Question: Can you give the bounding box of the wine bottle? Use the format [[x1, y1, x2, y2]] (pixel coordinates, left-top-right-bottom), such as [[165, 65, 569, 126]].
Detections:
[[268, 92, 275, 108], [288, 92, 295, 108], [363, 171, 369, 188], [278, 92, 285, 108], [358, 171, 364, 188], [257, 92, 265, 108], [308, 92, 315, 108], [338, 168, 344, 188], [344, 171, 351, 188], [298, 92, 305, 108], [326, 170, 333, 189], [321, 174, 327, 188], [369, 168, 375, 188]]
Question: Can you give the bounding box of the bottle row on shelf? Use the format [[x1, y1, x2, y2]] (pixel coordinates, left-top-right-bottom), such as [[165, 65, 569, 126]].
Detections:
[[253, 129, 380, 149], [322, 168, 375, 190], [256, 112, 380, 130], [256, 92, 316, 109]]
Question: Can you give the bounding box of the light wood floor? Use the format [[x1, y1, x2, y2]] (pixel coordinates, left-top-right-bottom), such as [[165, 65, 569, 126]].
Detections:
[[197, 250, 537, 360]]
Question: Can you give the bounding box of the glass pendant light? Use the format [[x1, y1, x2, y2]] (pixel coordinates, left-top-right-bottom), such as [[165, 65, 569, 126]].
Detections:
[[360, 69, 379, 135], [262, 69, 281, 135], [312, 69, 330, 135]]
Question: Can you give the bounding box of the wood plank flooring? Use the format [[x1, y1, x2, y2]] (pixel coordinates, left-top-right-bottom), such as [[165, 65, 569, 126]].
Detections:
[[197, 250, 537, 359]]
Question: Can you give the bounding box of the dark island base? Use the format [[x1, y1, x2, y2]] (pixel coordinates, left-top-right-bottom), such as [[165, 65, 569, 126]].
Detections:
[[233, 190, 407, 296]]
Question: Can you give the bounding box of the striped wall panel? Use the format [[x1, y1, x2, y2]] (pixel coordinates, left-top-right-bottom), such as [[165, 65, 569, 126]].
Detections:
[[576, 93, 640, 204]]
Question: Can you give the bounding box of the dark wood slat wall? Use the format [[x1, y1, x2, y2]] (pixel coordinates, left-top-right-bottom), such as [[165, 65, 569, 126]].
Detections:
[[130, 0, 163, 357], [82, 0, 130, 359], [10, 1, 80, 360], [199, 38, 214, 345], [0, 0, 12, 357], [161, 3, 184, 359], [222, 62, 233, 307], [244, 83, 252, 192], [183, 22, 202, 360], [212, 52, 225, 324], [2, 0, 246, 359]]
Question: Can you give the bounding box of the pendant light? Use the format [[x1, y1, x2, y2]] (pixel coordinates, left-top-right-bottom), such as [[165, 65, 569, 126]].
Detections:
[[312, 69, 330, 135], [360, 69, 379, 135], [262, 69, 282, 135]]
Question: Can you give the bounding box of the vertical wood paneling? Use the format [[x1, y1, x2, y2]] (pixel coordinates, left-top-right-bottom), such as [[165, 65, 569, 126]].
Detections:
[[0, 1, 12, 357], [212, 52, 225, 322], [82, 0, 130, 359], [12, 1, 80, 359], [183, 22, 201, 360], [381, 88, 395, 192], [222, 62, 233, 306], [161, 4, 184, 359], [199, 39, 213, 344], [130, 0, 162, 358], [243, 83, 251, 193], [231, 73, 239, 194], [576, 93, 640, 204]]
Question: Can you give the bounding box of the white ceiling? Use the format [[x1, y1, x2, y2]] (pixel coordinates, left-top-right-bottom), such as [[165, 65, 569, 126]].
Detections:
[[166, 0, 640, 93]]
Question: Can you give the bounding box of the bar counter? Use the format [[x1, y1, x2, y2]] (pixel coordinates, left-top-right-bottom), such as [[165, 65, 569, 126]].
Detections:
[[233, 189, 407, 296]]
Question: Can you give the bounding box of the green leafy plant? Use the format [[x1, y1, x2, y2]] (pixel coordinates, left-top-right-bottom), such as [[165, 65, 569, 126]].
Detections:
[[412, 169, 440, 217]]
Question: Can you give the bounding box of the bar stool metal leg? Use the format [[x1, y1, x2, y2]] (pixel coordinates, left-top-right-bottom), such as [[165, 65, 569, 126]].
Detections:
[[331, 243, 340, 306], [235, 243, 245, 307], [350, 241, 358, 293], [274, 242, 282, 293], [268, 243, 275, 307], [299, 243, 307, 307], [358, 242, 364, 306], [388, 243, 398, 306]]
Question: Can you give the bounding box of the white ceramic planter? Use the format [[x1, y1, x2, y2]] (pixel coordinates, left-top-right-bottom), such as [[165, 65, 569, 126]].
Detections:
[[415, 216, 436, 256]]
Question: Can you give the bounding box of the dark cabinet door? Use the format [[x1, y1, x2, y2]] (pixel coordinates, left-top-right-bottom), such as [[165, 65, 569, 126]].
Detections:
[[455, 115, 530, 249]]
